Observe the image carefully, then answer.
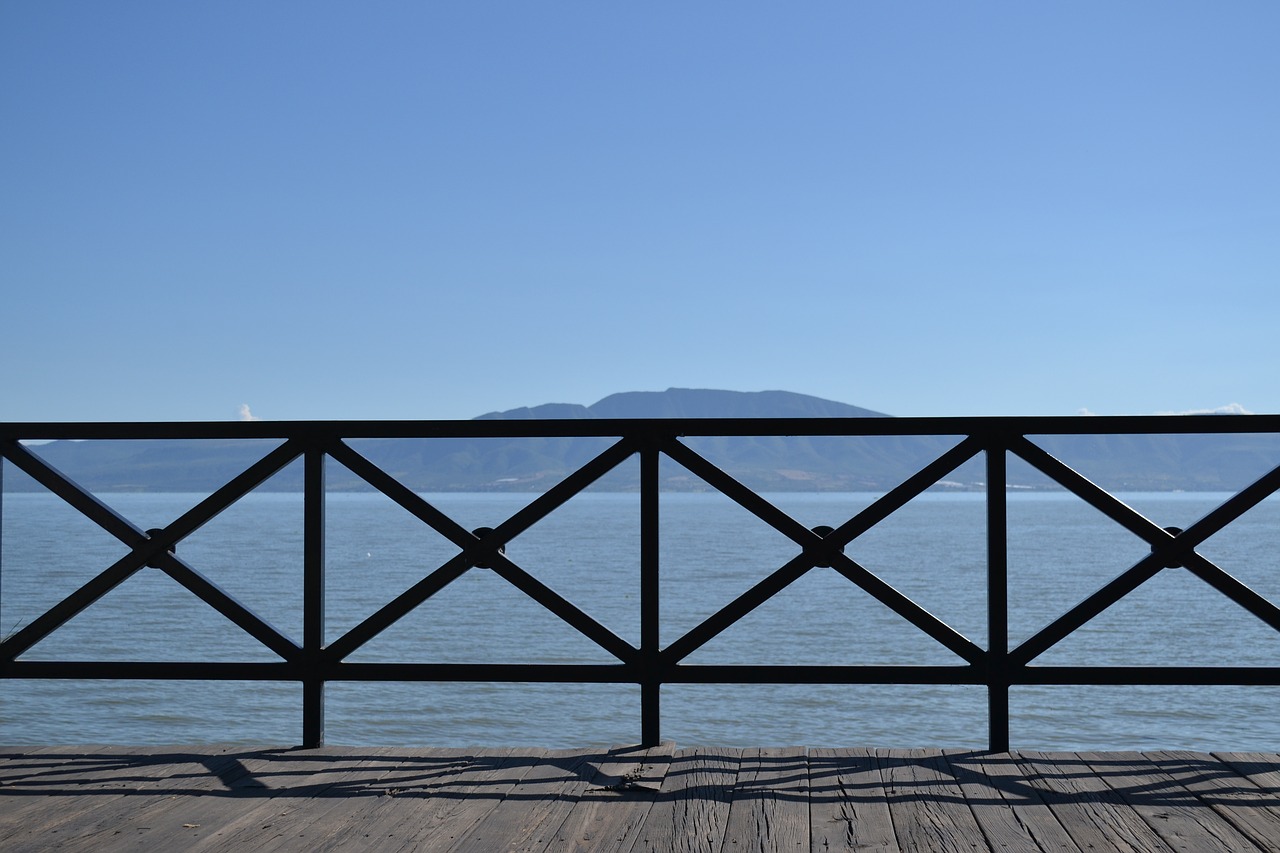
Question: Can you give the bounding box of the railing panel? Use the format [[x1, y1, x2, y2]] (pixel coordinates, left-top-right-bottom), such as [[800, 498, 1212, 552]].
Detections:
[[3, 416, 1279, 750]]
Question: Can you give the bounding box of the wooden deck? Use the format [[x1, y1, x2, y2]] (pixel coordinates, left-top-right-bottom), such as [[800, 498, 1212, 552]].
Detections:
[[3, 745, 1280, 851]]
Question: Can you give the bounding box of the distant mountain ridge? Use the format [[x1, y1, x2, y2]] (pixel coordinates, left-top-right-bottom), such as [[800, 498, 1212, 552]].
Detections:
[[477, 388, 889, 421], [6, 388, 1279, 493]]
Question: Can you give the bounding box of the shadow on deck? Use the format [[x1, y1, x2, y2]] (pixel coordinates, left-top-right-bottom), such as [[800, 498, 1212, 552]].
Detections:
[[3, 744, 1280, 851]]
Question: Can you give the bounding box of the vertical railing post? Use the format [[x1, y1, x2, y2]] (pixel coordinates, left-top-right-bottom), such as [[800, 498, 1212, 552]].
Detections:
[[0, 454, 5, 640], [986, 434, 1010, 752], [302, 443, 326, 747], [640, 438, 661, 746]]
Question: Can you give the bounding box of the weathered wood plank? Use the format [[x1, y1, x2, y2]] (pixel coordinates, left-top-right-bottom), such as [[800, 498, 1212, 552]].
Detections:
[[1214, 752, 1280, 803], [0, 745, 253, 851], [1079, 751, 1262, 853], [878, 747, 988, 852], [808, 746, 898, 853], [5, 747, 1280, 853], [720, 746, 809, 852], [188, 746, 453, 853], [1015, 750, 1174, 853], [445, 747, 609, 853], [548, 742, 675, 853], [0, 745, 162, 839], [307, 747, 539, 853], [403, 750, 533, 850], [1157, 751, 1280, 851], [75, 747, 395, 853], [943, 750, 1080, 853], [631, 747, 740, 853], [409, 749, 567, 853]]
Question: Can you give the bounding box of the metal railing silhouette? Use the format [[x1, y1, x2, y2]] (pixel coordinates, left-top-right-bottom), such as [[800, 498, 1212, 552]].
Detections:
[[3, 416, 1280, 750]]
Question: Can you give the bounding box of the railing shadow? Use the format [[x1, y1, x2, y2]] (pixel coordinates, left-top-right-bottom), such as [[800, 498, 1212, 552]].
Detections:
[[4, 747, 1278, 809]]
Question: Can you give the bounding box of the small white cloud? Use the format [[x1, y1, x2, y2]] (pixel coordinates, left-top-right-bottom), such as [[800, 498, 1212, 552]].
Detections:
[[238, 403, 261, 421], [1158, 403, 1253, 416], [1080, 404, 1252, 416]]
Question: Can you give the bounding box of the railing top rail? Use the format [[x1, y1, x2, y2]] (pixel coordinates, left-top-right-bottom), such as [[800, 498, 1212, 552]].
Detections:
[[4, 413, 1280, 441]]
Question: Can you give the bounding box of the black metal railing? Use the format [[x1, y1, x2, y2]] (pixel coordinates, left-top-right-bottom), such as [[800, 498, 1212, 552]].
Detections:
[[3, 416, 1280, 750]]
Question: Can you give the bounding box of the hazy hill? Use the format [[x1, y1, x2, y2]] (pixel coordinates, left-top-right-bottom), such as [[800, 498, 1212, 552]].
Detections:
[[477, 388, 889, 421], [6, 389, 1279, 493]]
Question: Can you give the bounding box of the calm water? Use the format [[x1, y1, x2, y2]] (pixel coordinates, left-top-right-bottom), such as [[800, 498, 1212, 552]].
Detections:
[[2, 490, 1278, 750]]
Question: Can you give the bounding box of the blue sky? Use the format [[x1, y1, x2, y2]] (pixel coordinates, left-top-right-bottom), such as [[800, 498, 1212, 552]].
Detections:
[[3, 2, 1277, 422]]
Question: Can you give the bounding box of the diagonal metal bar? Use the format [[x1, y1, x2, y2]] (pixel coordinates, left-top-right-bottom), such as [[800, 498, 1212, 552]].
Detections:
[[1007, 512, 1278, 669], [1175, 458, 1280, 554], [666, 435, 984, 564], [662, 550, 983, 668], [145, 439, 308, 553], [333, 448, 639, 663], [481, 540, 637, 660], [2, 439, 147, 544], [1018, 433, 1280, 558], [487, 436, 641, 546], [0, 550, 149, 661], [1008, 435, 1170, 543], [153, 553, 300, 662], [1005, 433, 1203, 666], [1155, 460, 1280, 634], [329, 557, 633, 667], [4, 438, 305, 554], [658, 437, 824, 664], [1182, 551, 1280, 634], [356, 433, 641, 663], [324, 442, 491, 660], [661, 436, 986, 665], [826, 552, 986, 664], [818, 435, 986, 561], [325, 555, 473, 662], [2, 565, 300, 668], [661, 550, 823, 665], [484, 551, 637, 663], [327, 440, 476, 547], [1010, 551, 1168, 667], [661, 437, 815, 542], [123, 439, 306, 662], [1008, 440, 1280, 666], [330, 436, 638, 557], [325, 436, 639, 662], [6, 437, 304, 567], [0, 439, 306, 662], [815, 437, 989, 664]]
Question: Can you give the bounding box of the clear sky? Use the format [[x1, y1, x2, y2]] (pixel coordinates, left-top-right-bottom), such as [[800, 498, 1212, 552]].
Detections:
[[3, 2, 1277, 423]]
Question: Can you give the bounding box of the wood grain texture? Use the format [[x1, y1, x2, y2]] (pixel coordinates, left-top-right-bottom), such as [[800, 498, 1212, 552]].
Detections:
[[879, 747, 989, 852], [807, 746, 898, 853], [720, 746, 809, 853], [632, 747, 740, 853], [3, 746, 1278, 852], [1015, 750, 1176, 853]]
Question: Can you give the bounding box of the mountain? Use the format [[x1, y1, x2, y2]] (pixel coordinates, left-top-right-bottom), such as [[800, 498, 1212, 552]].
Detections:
[[477, 388, 889, 421], [6, 389, 1279, 493], [329, 389, 905, 492]]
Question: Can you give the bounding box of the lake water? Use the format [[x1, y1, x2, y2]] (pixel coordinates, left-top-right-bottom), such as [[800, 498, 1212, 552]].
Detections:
[[2, 490, 1279, 750]]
